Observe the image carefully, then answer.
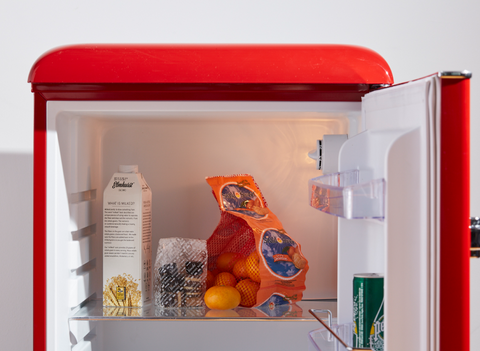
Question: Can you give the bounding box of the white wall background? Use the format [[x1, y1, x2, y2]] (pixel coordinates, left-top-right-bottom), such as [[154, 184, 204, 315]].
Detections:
[[1, 1, 479, 350]]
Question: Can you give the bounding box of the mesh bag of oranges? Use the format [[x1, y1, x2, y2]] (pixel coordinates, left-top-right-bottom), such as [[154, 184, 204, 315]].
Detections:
[[205, 174, 308, 309]]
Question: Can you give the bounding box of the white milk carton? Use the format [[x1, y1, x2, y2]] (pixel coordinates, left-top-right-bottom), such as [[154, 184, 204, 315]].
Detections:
[[103, 165, 152, 307]]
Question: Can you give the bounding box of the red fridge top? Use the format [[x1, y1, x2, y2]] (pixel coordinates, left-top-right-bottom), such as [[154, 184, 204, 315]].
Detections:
[[28, 44, 394, 102], [28, 44, 394, 84]]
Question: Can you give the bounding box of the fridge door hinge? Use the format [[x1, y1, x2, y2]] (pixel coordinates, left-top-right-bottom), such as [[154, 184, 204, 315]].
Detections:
[[369, 84, 391, 91], [438, 70, 472, 79]]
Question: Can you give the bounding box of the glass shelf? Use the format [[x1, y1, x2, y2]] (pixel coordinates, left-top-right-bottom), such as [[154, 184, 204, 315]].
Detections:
[[309, 170, 385, 220], [70, 299, 336, 321]]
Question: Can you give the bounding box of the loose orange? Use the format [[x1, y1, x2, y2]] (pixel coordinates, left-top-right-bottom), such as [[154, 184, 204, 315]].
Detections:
[[235, 279, 260, 307], [232, 257, 249, 281], [246, 251, 261, 283], [216, 252, 244, 273], [214, 272, 237, 287], [204, 286, 241, 310]]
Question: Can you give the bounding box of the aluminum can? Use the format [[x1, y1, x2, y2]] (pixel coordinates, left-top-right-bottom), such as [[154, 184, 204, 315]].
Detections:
[[353, 273, 384, 351]]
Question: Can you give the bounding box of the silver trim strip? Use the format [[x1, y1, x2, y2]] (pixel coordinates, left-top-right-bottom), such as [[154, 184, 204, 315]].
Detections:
[[438, 70, 472, 79]]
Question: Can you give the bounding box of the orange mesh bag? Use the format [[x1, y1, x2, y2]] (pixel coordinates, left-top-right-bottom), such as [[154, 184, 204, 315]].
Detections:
[[206, 174, 309, 309]]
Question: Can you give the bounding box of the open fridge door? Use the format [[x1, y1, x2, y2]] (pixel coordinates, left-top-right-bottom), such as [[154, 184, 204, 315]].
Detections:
[[310, 73, 470, 351], [355, 75, 439, 351]]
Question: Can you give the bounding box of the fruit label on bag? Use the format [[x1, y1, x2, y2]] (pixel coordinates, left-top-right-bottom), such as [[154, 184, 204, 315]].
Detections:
[[206, 174, 308, 307], [256, 294, 304, 317], [273, 254, 292, 263], [219, 181, 269, 219], [261, 229, 306, 278]]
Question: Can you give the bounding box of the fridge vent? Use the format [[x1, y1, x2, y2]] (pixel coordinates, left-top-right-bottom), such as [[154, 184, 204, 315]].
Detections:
[[70, 199, 96, 234], [72, 258, 96, 275], [72, 223, 96, 241], [70, 189, 97, 204], [68, 269, 96, 307]]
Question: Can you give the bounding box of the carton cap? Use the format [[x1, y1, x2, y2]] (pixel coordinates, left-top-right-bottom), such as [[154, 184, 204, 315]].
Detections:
[[118, 165, 138, 173]]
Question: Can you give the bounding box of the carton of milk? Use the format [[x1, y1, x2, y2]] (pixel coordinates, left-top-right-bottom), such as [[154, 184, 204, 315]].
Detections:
[[103, 165, 152, 307]]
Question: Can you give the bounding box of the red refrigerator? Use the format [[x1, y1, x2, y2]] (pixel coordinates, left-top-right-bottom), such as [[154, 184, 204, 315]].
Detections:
[[29, 44, 470, 351]]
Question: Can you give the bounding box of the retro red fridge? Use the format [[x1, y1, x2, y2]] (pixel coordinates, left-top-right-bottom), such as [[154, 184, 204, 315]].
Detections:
[[29, 44, 471, 351]]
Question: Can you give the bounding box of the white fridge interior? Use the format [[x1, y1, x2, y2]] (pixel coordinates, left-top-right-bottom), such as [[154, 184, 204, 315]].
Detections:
[[46, 76, 438, 350]]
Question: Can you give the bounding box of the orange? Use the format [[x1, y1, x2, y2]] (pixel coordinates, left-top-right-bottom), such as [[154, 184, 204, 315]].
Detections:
[[246, 251, 261, 283], [232, 257, 249, 281], [206, 270, 216, 290], [204, 286, 241, 310], [214, 272, 237, 287], [236, 279, 260, 307], [216, 252, 244, 273]]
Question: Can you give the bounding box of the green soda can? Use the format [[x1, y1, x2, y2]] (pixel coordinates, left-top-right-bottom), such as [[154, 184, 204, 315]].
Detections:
[[353, 273, 384, 351]]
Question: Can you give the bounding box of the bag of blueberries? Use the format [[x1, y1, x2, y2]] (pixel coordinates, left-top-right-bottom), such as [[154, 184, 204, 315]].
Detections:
[[154, 237, 207, 308]]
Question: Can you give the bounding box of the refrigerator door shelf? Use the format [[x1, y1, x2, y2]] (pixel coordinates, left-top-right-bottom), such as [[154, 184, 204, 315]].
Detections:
[[309, 170, 385, 220], [308, 323, 358, 351]]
